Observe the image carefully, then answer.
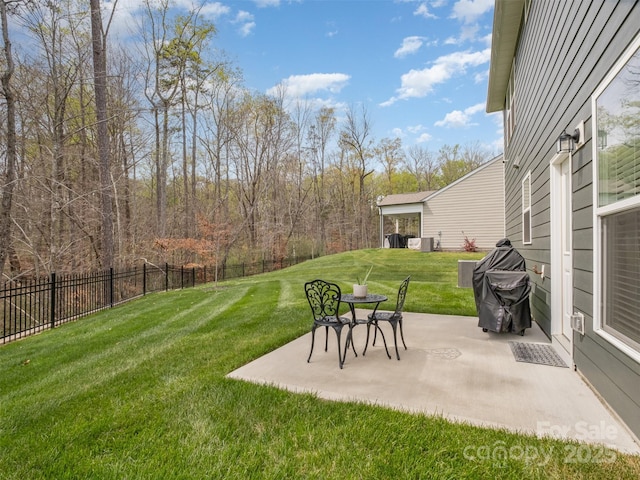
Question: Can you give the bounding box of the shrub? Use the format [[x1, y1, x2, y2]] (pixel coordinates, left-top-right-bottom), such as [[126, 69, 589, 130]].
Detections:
[[462, 232, 478, 252]]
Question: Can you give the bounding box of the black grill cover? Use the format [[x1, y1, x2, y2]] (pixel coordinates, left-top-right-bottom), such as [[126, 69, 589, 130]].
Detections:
[[473, 239, 532, 334], [477, 270, 532, 334], [387, 233, 404, 248]]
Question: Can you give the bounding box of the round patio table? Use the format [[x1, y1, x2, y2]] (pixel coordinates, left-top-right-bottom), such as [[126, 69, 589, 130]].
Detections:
[[340, 293, 391, 359]]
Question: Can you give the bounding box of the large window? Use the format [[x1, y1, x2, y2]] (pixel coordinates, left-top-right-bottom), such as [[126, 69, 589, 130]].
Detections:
[[601, 208, 640, 350], [594, 34, 640, 354]]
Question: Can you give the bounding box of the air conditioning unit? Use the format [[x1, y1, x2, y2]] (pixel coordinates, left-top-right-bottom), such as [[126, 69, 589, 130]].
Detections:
[[571, 312, 585, 335]]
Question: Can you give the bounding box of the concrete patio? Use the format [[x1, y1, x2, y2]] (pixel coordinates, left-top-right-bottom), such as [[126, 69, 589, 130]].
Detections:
[[228, 311, 640, 454]]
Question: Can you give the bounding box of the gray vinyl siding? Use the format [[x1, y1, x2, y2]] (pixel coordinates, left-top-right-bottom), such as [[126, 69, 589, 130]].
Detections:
[[422, 158, 504, 250], [502, 0, 640, 438]]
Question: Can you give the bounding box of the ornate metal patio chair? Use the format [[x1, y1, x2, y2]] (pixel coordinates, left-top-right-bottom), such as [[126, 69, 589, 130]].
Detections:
[[367, 276, 410, 360], [305, 279, 353, 369]]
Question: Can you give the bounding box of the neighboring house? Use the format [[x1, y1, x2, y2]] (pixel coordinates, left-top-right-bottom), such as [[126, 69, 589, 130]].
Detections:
[[487, 0, 640, 439], [377, 155, 505, 250]]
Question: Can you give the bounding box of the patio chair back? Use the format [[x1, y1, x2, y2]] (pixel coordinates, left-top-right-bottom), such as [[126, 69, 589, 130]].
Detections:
[[367, 276, 411, 360], [305, 279, 342, 322], [394, 276, 410, 316]]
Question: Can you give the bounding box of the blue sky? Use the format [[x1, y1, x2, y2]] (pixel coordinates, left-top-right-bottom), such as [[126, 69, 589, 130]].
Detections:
[[111, 0, 502, 153]]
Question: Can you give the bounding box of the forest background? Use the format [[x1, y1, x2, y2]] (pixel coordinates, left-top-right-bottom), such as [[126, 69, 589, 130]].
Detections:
[[0, 0, 497, 281]]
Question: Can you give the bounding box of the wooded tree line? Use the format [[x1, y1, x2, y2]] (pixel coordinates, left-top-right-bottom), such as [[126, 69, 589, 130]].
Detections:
[[0, 0, 495, 281]]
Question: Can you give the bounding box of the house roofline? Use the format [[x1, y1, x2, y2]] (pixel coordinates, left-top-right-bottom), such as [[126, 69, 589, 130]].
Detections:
[[425, 154, 504, 202], [486, 0, 525, 113]]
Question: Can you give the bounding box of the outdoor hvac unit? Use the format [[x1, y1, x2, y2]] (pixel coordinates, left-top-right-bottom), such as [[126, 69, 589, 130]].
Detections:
[[570, 312, 585, 335]]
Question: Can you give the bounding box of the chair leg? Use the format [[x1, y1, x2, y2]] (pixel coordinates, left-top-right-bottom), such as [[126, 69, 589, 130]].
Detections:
[[372, 321, 391, 359], [398, 318, 407, 350], [389, 320, 401, 360], [324, 325, 329, 352], [334, 324, 346, 369], [308, 325, 317, 363]]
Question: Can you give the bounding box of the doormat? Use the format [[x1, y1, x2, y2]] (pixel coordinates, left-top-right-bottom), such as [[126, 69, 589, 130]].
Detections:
[[508, 342, 568, 368]]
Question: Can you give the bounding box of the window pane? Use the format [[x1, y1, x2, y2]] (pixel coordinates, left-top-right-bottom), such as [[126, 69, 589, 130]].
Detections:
[[596, 48, 640, 207], [522, 173, 531, 244], [602, 207, 640, 348], [523, 210, 531, 244], [522, 174, 530, 209]]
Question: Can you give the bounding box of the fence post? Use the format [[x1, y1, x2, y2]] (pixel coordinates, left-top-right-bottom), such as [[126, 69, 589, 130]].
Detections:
[[143, 263, 147, 295], [50, 272, 56, 329], [110, 267, 114, 307], [163, 263, 167, 290], [192, 267, 196, 287], [181, 265, 184, 289]]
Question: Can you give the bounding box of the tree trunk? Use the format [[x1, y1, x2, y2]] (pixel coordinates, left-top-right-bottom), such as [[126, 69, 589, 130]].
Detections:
[[90, 0, 114, 268], [0, 0, 17, 279]]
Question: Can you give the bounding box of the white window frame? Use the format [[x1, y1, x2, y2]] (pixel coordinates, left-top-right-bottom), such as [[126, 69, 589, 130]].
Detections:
[[522, 171, 532, 245], [505, 61, 516, 144], [592, 32, 640, 362]]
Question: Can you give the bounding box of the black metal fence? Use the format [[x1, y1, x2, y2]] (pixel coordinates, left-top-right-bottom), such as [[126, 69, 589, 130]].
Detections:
[[1, 255, 312, 344]]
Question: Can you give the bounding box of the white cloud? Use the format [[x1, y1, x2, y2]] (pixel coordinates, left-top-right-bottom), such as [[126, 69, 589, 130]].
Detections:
[[103, 0, 230, 40], [233, 11, 255, 37], [382, 48, 491, 106], [325, 20, 338, 37], [267, 73, 351, 98], [414, 3, 437, 19], [474, 69, 489, 83], [491, 111, 504, 141], [443, 24, 480, 45], [239, 22, 256, 37], [200, 2, 231, 19], [435, 102, 485, 128], [394, 36, 426, 58], [407, 124, 426, 134], [416, 133, 433, 143], [461, 24, 481, 43], [235, 10, 254, 22], [392, 127, 406, 138], [451, 0, 494, 24], [253, 0, 280, 7]]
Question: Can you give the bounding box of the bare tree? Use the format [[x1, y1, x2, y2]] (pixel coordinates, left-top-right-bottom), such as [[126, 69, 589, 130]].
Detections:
[[375, 137, 404, 194], [173, 12, 216, 239], [308, 106, 336, 255], [339, 104, 375, 248], [405, 145, 440, 191], [461, 140, 493, 168], [141, 0, 182, 238], [0, 0, 17, 278], [90, 0, 117, 268], [21, 1, 84, 271], [199, 65, 240, 230]]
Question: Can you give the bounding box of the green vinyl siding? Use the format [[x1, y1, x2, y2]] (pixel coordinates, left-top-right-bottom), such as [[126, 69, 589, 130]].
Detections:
[[496, 0, 640, 439]]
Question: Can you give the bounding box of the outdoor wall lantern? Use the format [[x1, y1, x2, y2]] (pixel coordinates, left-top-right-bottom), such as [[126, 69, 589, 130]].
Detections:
[[556, 128, 580, 154]]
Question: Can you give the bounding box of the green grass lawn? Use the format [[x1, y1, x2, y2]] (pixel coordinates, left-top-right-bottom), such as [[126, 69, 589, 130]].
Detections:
[[1, 249, 638, 479]]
